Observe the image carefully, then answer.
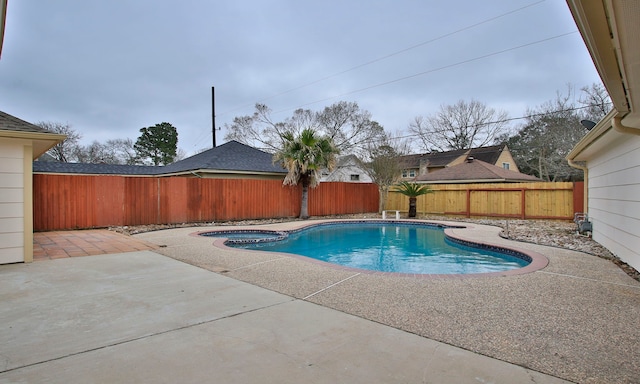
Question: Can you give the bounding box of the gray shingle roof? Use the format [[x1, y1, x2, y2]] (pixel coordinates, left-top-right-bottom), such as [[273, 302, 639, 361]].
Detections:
[[162, 140, 286, 174], [399, 144, 506, 168], [467, 144, 505, 164], [33, 162, 161, 175], [415, 158, 540, 183], [0, 111, 53, 134], [33, 140, 287, 176]]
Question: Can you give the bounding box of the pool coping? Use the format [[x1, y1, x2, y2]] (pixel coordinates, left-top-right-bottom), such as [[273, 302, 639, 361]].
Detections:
[[194, 219, 549, 279]]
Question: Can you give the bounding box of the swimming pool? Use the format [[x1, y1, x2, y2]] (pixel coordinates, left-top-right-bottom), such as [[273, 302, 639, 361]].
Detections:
[[202, 222, 533, 275]]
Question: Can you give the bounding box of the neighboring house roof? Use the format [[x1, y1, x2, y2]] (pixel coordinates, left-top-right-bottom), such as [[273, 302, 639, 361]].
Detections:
[[0, 110, 66, 158], [398, 153, 425, 169], [425, 148, 467, 167], [162, 140, 286, 175], [467, 145, 507, 164], [335, 154, 360, 167], [33, 162, 161, 175], [33, 140, 287, 176], [414, 158, 540, 184], [400, 144, 507, 168]]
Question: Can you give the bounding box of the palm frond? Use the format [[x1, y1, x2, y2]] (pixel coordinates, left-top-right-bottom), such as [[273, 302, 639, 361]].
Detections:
[[394, 181, 433, 197]]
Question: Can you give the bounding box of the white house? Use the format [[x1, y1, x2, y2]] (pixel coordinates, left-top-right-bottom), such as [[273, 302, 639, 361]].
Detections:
[[0, 111, 65, 264], [566, 1, 640, 272], [320, 155, 372, 183]]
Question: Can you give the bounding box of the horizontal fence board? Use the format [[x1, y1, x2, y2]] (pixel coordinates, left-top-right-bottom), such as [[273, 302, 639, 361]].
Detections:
[[385, 182, 581, 220], [33, 175, 378, 231]]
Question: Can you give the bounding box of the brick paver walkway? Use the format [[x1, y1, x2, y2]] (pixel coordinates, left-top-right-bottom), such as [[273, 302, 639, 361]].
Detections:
[[33, 230, 158, 261]]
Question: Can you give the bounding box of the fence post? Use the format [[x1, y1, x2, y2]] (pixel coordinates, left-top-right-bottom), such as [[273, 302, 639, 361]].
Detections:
[[521, 188, 526, 219], [466, 189, 471, 218]]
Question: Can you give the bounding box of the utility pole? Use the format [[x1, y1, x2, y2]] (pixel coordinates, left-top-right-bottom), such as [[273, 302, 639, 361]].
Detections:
[[211, 86, 216, 148]]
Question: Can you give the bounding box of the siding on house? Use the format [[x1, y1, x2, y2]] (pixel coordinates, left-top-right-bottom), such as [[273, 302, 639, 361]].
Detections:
[[585, 134, 640, 269], [322, 164, 372, 182], [320, 155, 372, 183], [0, 140, 27, 263], [495, 149, 519, 172], [0, 110, 64, 264]]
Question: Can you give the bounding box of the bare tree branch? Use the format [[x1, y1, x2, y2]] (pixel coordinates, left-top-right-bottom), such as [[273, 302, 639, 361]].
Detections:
[[38, 121, 82, 162], [409, 99, 509, 152]]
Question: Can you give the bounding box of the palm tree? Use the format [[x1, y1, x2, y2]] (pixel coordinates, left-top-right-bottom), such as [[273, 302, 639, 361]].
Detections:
[[395, 181, 433, 218], [274, 128, 339, 219]]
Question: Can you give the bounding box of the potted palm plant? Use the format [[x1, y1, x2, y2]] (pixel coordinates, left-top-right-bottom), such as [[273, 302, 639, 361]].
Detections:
[[395, 181, 433, 218]]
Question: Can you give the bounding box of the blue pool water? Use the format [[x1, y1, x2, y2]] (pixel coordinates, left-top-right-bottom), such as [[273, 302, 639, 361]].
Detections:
[[227, 223, 529, 275]]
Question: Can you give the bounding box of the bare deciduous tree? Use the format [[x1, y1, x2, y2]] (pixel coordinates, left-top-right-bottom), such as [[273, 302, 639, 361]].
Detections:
[[38, 122, 81, 162], [74, 138, 138, 164], [409, 99, 509, 152], [578, 82, 612, 122], [224, 101, 384, 157], [502, 88, 587, 181], [316, 101, 385, 158], [224, 103, 293, 152], [360, 132, 411, 213]]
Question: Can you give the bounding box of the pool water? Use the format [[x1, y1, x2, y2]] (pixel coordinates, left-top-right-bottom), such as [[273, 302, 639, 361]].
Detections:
[[230, 223, 529, 274]]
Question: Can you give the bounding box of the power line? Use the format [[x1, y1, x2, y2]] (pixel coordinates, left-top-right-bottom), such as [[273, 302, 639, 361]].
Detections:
[[217, 0, 546, 118], [197, 32, 586, 152], [389, 102, 612, 141], [273, 31, 578, 114]]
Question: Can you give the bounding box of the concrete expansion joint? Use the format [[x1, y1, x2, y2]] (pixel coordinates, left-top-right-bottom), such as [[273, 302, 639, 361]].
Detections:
[[303, 273, 361, 300], [538, 270, 640, 289]]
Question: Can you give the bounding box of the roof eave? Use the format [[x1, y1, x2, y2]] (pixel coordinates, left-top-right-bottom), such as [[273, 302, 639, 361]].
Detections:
[[0, 0, 6, 59], [158, 168, 286, 177], [0, 130, 67, 159], [566, 0, 629, 114], [416, 178, 506, 184], [567, 109, 617, 161], [416, 177, 538, 184]]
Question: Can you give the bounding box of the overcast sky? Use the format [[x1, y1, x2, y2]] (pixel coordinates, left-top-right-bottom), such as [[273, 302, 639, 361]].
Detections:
[[1, 0, 601, 156]]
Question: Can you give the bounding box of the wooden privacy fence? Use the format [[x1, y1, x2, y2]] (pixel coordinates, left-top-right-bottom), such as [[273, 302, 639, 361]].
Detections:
[[385, 182, 584, 220], [33, 175, 379, 231]]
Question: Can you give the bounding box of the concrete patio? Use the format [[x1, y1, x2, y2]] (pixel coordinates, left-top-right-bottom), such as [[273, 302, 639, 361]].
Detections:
[[2, 220, 639, 383], [1, 251, 568, 384]]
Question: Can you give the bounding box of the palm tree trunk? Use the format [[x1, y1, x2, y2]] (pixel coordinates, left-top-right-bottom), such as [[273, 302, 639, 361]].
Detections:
[[408, 197, 417, 218], [300, 184, 310, 219]]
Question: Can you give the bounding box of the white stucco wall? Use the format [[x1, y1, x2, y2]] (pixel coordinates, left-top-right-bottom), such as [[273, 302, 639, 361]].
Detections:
[[587, 134, 640, 272], [322, 163, 372, 183], [0, 140, 27, 263]]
